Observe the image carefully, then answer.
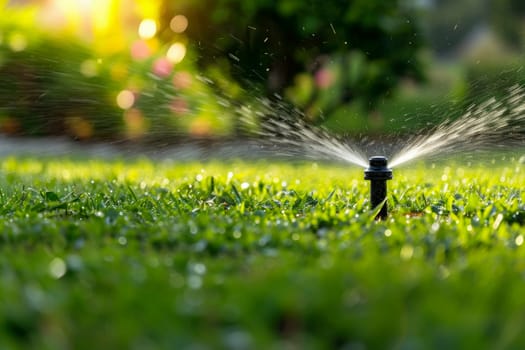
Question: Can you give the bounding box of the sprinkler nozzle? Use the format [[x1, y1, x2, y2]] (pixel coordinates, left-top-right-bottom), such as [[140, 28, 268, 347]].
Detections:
[[364, 156, 392, 220]]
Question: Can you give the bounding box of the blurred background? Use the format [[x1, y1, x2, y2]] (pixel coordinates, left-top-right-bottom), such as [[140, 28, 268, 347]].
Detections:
[[0, 0, 524, 143]]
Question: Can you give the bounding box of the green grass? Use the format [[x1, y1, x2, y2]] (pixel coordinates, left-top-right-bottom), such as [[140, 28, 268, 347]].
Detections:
[[1, 155, 525, 349]]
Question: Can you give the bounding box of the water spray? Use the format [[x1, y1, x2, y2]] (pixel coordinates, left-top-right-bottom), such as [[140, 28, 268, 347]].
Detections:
[[364, 156, 392, 220]]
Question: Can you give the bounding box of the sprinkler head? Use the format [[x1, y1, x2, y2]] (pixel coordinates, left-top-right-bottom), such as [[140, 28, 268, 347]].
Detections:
[[364, 156, 392, 220]]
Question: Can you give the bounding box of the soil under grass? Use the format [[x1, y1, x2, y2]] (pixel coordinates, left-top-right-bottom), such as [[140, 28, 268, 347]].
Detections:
[[0, 155, 524, 349]]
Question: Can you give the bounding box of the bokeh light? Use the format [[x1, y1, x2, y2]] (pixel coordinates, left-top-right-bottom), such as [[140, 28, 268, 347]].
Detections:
[[49, 257, 67, 279], [124, 108, 147, 138], [80, 59, 98, 77], [116, 90, 135, 109], [110, 62, 128, 80], [138, 19, 157, 39], [130, 40, 151, 60], [0, 118, 21, 135], [1, 1, 233, 139], [314, 68, 335, 89], [152, 58, 173, 77], [170, 15, 188, 33], [8, 32, 27, 52], [190, 118, 212, 137], [173, 71, 193, 89], [167, 43, 186, 64], [67, 116, 93, 140]]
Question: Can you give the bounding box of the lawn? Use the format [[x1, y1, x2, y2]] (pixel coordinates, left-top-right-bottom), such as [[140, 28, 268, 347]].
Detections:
[[1, 155, 525, 349]]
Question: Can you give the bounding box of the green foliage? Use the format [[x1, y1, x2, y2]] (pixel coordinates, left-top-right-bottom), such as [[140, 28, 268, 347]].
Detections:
[[161, 0, 425, 121], [0, 156, 525, 348], [0, 36, 122, 137], [489, 0, 525, 49], [0, 5, 234, 140], [418, 0, 485, 55]]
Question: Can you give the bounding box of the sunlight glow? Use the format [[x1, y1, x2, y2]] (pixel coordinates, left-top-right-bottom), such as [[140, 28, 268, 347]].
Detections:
[[138, 19, 157, 39], [80, 59, 98, 77], [124, 108, 146, 138], [166, 42, 187, 64], [170, 15, 188, 33], [116, 90, 135, 109], [8, 32, 27, 52]]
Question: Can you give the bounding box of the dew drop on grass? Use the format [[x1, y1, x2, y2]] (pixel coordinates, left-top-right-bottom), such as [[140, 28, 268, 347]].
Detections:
[[400, 245, 414, 260], [493, 213, 504, 230], [49, 257, 67, 279], [384, 229, 392, 237], [515, 235, 524, 246]]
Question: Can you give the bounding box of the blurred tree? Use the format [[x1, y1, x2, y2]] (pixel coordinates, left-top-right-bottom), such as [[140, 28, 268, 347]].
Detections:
[[417, 0, 486, 57], [489, 0, 525, 49], [159, 0, 425, 121]]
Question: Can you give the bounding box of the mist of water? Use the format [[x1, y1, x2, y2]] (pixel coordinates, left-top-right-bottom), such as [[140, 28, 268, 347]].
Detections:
[[237, 85, 525, 169], [389, 85, 525, 167], [239, 98, 369, 168], [4, 45, 524, 167]]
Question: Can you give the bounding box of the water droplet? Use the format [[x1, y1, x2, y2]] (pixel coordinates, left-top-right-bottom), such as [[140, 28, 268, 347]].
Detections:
[[116, 90, 135, 110], [493, 213, 504, 230], [167, 43, 187, 64], [49, 257, 67, 279], [400, 245, 414, 260], [118, 236, 127, 246], [228, 53, 240, 62], [189, 263, 206, 275], [138, 19, 157, 39]]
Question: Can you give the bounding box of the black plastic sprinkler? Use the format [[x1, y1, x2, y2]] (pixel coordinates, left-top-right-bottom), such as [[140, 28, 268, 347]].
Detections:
[[364, 156, 392, 220]]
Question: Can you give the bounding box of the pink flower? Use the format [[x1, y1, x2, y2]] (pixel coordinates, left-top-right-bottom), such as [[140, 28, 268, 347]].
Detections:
[[314, 68, 335, 89], [170, 97, 189, 116], [172, 71, 193, 90], [130, 40, 151, 61], [152, 58, 173, 78]]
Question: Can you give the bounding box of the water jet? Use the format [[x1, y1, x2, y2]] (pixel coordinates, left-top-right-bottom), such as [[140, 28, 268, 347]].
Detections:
[[364, 156, 392, 220]]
